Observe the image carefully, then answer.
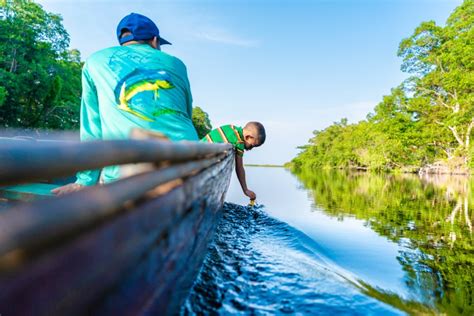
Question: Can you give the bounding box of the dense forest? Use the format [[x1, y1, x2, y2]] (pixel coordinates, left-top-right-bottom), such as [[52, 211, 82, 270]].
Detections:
[[0, 0, 212, 137], [291, 0, 473, 173], [0, 0, 82, 129]]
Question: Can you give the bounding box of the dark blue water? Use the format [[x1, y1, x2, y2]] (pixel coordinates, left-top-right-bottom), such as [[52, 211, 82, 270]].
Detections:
[[182, 203, 401, 315]]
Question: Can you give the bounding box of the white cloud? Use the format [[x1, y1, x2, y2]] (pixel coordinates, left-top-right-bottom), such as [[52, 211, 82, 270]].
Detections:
[[195, 27, 259, 47]]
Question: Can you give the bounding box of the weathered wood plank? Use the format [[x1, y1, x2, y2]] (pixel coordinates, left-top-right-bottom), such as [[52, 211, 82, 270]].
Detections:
[[95, 155, 231, 315], [0, 139, 231, 185], [0, 153, 234, 316], [0, 154, 227, 260]]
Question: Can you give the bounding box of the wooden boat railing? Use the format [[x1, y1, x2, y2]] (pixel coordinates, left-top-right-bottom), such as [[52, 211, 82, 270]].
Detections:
[[0, 137, 234, 315], [0, 138, 231, 185]]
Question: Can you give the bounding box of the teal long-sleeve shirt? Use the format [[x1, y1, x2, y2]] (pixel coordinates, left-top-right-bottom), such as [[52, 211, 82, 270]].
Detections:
[[76, 44, 198, 186]]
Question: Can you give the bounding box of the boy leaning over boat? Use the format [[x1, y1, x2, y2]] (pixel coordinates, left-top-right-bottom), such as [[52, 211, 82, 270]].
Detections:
[[201, 122, 266, 201]]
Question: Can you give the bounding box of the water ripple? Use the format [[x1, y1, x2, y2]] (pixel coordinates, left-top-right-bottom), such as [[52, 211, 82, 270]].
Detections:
[[182, 203, 403, 315]]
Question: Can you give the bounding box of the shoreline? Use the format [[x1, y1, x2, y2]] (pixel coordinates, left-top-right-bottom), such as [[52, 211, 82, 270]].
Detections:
[[244, 164, 284, 168], [284, 164, 472, 176]]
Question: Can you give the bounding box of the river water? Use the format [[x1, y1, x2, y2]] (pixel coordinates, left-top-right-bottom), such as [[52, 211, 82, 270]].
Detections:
[[183, 167, 473, 315]]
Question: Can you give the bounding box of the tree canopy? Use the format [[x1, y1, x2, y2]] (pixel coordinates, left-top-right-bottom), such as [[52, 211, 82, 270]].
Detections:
[[0, 0, 82, 129], [192, 106, 213, 139], [291, 0, 474, 172]]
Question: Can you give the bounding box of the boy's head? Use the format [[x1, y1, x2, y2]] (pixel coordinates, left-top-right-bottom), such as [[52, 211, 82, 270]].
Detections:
[[242, 122, 266, 150]]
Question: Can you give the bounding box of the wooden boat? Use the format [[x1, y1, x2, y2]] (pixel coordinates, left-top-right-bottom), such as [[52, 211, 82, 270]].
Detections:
[[0, 134, 234, 315]]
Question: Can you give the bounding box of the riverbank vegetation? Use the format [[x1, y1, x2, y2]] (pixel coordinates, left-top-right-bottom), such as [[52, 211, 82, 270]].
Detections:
[[290, 0, 473, 173], [0, 0, 82, 129], [0, 0, 212, 134]]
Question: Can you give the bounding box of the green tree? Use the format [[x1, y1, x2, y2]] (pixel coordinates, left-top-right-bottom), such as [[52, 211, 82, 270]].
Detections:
[[398, 0, 474, 162], [0, 86, 7, 107], [192, 106, 212, 139], [0, 0, 82, 129], [291, 0, 473, 172]]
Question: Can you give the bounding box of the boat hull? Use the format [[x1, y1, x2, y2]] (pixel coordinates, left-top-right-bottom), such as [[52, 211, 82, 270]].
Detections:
[[0, 153, 234, 315]]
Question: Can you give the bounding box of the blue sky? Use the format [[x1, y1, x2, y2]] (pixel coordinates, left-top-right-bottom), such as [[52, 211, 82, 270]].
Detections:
[[38, 0, 462, 164]]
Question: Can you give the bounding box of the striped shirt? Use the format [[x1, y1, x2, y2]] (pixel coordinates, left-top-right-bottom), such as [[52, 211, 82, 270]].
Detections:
[[201, 124, 245, 156]]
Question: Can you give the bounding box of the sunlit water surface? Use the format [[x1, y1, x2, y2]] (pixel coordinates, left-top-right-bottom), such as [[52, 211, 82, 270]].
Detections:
[[183, 167, 473, 315]]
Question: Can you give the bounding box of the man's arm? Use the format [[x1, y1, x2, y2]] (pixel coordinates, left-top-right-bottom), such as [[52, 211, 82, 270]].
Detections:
[[235, 155, 256, 200], [52, 64, 102, 195]]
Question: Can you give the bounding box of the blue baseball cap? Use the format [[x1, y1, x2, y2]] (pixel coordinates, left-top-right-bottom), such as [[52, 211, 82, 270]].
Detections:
[[117, 13, 171, 45]]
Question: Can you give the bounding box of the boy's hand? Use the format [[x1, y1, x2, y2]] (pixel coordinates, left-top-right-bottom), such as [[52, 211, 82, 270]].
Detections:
[[244, 189, 256, 200], [51, 183, 84, 196]]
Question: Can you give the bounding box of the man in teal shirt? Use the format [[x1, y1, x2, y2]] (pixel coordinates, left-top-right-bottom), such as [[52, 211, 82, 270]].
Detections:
[[53, 13, 198, 195]]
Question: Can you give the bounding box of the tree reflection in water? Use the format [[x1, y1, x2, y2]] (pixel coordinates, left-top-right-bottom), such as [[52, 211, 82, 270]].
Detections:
[[292, 169, 473, 315]]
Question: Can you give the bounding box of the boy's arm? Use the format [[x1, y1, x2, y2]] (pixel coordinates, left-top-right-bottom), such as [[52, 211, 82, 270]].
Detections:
[[235, 155, 256, 200]]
